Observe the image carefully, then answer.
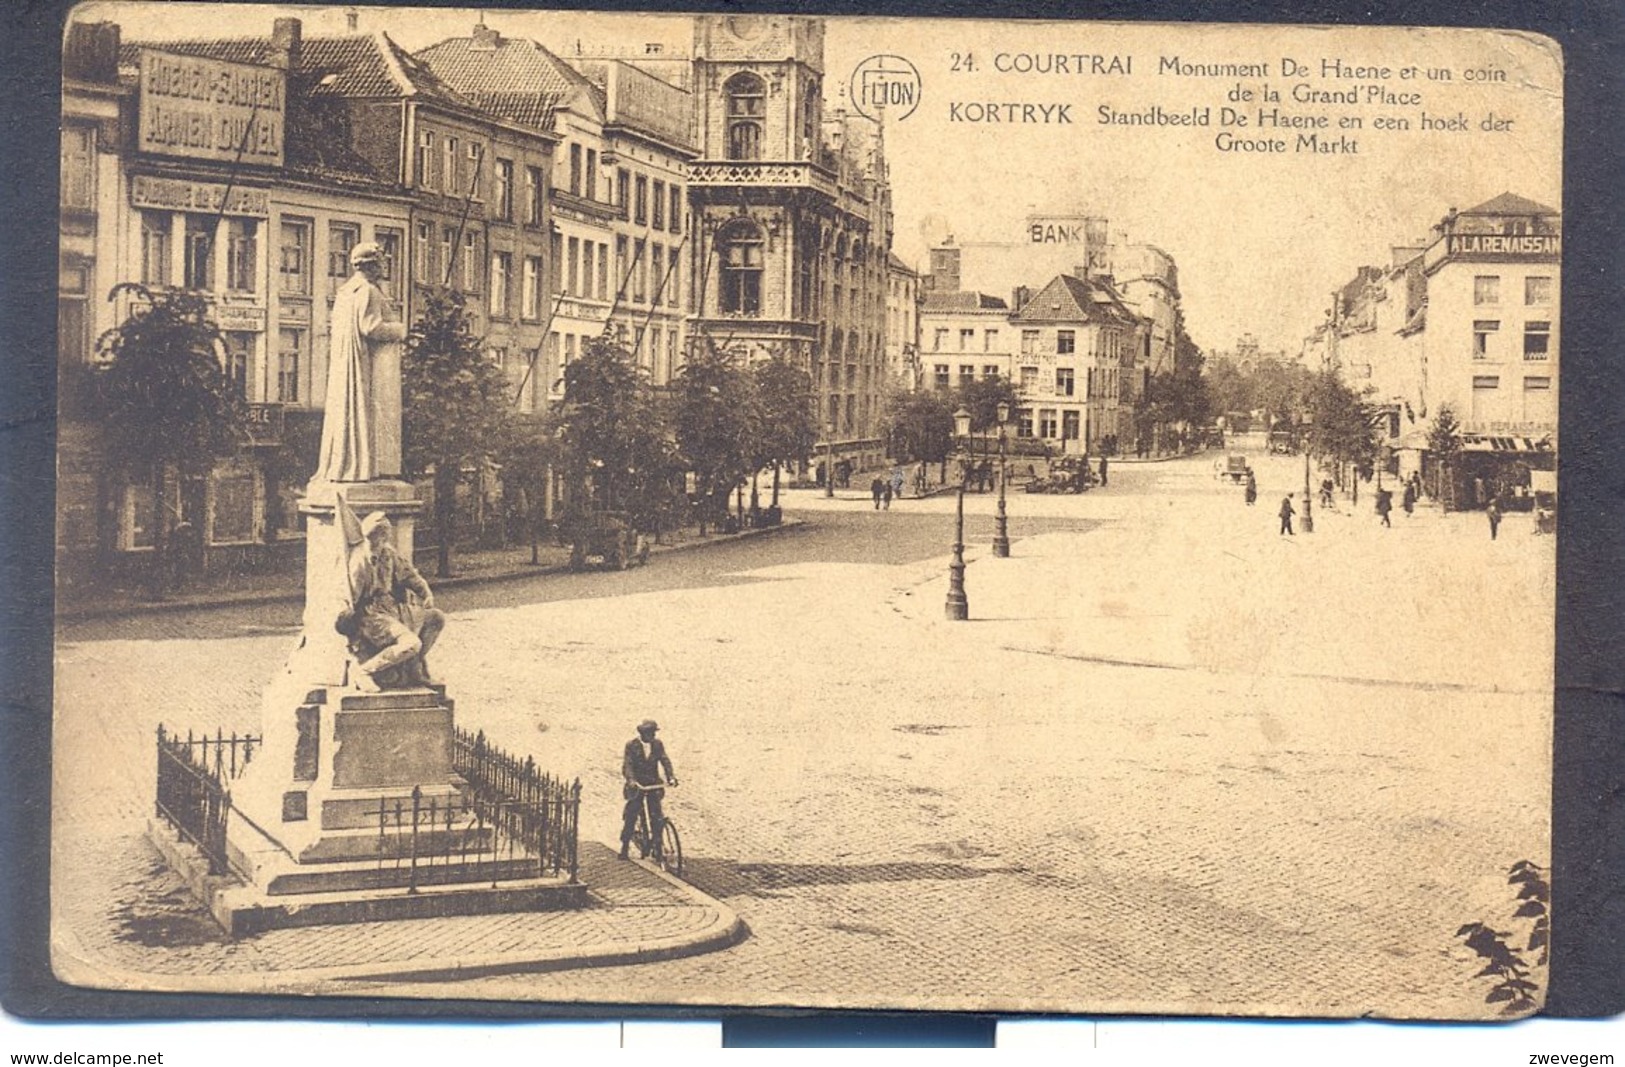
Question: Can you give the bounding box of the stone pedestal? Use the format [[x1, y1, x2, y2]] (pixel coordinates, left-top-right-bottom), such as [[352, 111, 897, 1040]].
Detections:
[[211, 480, 582, 932]]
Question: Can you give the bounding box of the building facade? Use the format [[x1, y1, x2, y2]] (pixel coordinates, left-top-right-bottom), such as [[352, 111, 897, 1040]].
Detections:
[[885, 252, 922, 392], [686, 14, 895, 471]]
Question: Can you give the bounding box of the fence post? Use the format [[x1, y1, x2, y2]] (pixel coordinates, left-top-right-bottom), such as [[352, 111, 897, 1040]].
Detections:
[[407, 785, 422, 894]]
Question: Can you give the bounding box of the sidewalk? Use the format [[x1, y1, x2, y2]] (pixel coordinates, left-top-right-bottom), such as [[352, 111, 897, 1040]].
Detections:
[[57, 518, 803, 622], [51, 833, 746, 992]]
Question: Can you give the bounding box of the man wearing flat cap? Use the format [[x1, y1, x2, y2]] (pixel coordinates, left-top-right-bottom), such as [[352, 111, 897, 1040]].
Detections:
[[315, 240, 408, 484], [620, 719, 678, 860], [338, 510, 446, 690]]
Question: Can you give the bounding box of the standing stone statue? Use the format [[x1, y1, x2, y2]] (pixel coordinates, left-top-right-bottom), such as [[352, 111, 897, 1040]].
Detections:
[[314, 241, 407, 484]]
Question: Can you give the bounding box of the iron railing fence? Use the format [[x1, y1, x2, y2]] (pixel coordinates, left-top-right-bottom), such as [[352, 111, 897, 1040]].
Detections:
[[453, 728, 581, 882], [154, 726, 260, 875]]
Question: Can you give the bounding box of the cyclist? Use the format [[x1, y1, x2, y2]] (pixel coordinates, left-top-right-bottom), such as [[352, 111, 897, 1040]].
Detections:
[[619, 719, 678, 860]]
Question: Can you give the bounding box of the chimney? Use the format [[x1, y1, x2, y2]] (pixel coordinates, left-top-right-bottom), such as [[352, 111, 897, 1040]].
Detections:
[[64, 21, 120, 84], [346, 8, 359, 32], [272, 17, 301, 71], [471, 22, 502, 50]]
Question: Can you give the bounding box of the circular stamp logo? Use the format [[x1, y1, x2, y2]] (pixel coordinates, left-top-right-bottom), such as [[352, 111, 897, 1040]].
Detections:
[[849, 54, 922, 122]]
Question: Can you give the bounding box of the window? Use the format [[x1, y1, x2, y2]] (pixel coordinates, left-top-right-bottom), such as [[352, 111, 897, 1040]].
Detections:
[[525, 165, 543, 225], [933, 328, 949, 351], [635, 175, 648, 225], [277, 218, 311, 295], [667, 257, 680, 307], [443, 136, 460, 194], [549, 232, 562, 294], [585, 148, 598, 201], [277, 327, 304, 402], [569, 143, 582, 196], [959, 364, 975, 387], [566, 237, 579, 295], [1056, 367, 1075, 396], [490, 251, 511, 317], [959, 328, 974, 351], [328, 222, 358, 280], [565, 333, 577, 368], [1062, 410, 1080, 440], [1039, 409, 1058, 438], [650, 244, 664, 304], [467, 143, 483, 198], [184, 215, 215, 290], [224, 219, 258, 293], [719, 222, 763, 315], [616, 168, 630, 214], [652, 180, 666, 229], [1473, 275, 1500, 306], [140, 211, 171, 287], [375, 228, 402, 299], [1472, 375, 1500, 389], [1056, 329, 1076, 355], [725, 72, 765, 160], [1523, 321, 1551, 360], [223, 332, 253, 400], [984, 329, 999, 352], [581, 243, 594, 298], [494, 158, 513, 220], [61, 124, 95, 209], [124, 482, 158, 550], [1021, 329, 1040, 355], [669, 185, 682, 234], [1473, 320, 1500, 360], [414, 221, 433, 284], [416, 130, 436, 190], [1016, 408, 1033, 438], [598, 241, 609, 299], [1019, 365, 1038, 392], [523, 256, 542, 319], [615, 235, 628, 295], [1525, 276, 1553, 305], [59, 263, 88, 365], [633, 238, 647, 302], [210, 465, 256, 545], [462, 232, 479, 291], [1523, 376, 1555, 423]]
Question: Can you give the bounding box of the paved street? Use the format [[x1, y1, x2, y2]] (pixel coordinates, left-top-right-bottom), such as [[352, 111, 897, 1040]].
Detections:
[[52, 450, 1553, 1017]]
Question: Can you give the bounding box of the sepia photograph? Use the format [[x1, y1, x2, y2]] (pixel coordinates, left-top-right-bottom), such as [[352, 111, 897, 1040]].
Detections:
[[49, 2, 1565, 1020]]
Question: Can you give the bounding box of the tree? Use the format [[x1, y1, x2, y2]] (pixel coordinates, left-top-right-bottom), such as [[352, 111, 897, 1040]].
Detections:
[[674, 345, 761, 534], [751, 354, 817, 511], [1427, 403, 1464, 507], [496, 410, 562, 565], [403, 286, 515, 578], [956, 376, 1022, 435], [84, 284, 248, 597], [555, 336, 675, 535], [882, 387, 954, 468], [1305, 368, 1378, 485]]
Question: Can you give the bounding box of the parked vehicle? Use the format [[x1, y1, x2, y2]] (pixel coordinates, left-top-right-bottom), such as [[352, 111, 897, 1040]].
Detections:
[[566, 510, 649, 571], [1224, 453, 1252, 483]]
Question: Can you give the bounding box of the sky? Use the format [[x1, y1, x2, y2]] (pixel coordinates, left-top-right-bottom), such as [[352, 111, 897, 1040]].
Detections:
[[79, 3, 1564, 356]]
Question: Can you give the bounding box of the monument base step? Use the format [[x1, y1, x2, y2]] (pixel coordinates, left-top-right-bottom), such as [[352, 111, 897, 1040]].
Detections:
[[264, 853, 538, 896]]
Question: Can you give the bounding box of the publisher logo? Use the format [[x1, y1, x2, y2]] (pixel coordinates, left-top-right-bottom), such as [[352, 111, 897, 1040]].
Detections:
[[850, 55, 921, 121]]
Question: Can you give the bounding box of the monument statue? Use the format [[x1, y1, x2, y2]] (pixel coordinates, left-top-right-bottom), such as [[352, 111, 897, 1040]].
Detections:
[[314, 241, 407, 484], [336, 510, 446, 691]]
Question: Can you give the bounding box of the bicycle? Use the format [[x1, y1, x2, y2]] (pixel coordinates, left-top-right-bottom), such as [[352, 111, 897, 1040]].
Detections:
[[628, 781, 683, 878]]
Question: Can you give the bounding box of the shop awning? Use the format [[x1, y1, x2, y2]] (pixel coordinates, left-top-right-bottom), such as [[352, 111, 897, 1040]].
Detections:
[[1460, 434, 1554, 453]]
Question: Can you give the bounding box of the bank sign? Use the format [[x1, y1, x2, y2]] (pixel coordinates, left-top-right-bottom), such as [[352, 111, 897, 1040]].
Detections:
[[139, 50, 285, 167]]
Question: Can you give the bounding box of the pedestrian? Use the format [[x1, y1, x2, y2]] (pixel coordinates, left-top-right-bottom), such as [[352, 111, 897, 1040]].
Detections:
[[619, 719, 678, 861], [890, 466, 905, 502], [1098, 454, 1109, 487], [1376, 488, 1392, 528], [871, 476, 884, 509], [1244, 470, 1257, 506], [1402, 481, 1417, 517], [1279, 493, 1295, 536], [1487, 496, 1502, 540], [881, 480, 893, 510]]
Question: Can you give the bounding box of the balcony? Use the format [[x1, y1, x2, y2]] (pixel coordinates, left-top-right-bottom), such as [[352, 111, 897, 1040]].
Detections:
[[687, 160, 839, 200]]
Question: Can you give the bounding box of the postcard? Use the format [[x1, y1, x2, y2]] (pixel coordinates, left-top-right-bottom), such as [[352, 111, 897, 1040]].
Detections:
[[52, 3, 1561, 1018]]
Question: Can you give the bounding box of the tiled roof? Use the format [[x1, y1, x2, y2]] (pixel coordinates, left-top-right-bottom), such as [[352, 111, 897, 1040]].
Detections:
[[121, 33, 475, 107], [1013, 274, 1137, 325], [416, 35, 604, 124], [467, 91, 564, 132], [1461, 192, 1557, 217], [887, 252, 916, 275], [922, 290, 1006, 311]]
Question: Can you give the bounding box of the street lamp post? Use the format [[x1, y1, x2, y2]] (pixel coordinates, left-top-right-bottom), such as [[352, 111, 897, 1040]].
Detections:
[[946, 406, 972, 620], [824, 417, 835, 499], [992, 400, 1011, 557], [1301, 414, 1314, 533]]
